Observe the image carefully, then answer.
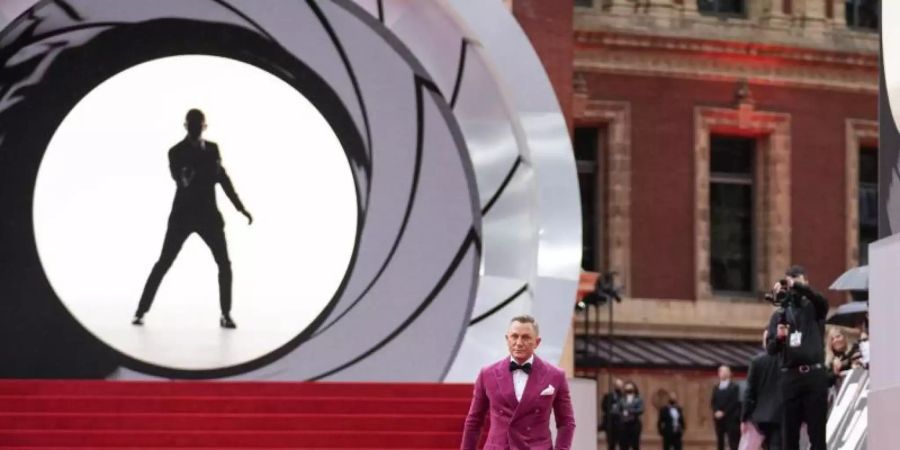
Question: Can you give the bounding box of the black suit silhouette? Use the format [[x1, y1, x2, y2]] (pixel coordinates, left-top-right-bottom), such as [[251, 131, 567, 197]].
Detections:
[[711, 381, 741, 450], [134, 134, 249, 325], [657, 404, 685, 450], [742, 352, 783, 450], [600, 390, 624, 450]]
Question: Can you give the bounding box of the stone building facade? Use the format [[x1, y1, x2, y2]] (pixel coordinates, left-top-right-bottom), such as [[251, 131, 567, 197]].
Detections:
[[512, 0, 877, 448]]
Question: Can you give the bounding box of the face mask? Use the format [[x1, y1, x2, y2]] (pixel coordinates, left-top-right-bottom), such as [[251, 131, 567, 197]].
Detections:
[[860, 341, 870, 364]]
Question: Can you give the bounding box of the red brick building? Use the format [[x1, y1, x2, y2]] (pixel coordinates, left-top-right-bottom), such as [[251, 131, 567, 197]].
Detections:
[[512, 0, 877, 448]]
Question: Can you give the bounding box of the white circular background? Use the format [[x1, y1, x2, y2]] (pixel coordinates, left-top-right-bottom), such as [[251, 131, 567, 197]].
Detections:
[[33, 55, 358, 371]]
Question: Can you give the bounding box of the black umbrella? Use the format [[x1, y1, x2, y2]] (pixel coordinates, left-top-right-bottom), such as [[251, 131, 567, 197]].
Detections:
[[826, 301, 868, 328]]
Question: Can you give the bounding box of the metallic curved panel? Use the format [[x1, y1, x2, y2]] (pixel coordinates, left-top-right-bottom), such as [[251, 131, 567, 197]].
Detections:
[[448, 0, 581, 375], [881, 2, 900, 234], [352, 1, 581, 382], [0, 0, 579, 382], [0, 1, 31, 26], [883, 2, 900, 134], [0, 0, 480, 381]]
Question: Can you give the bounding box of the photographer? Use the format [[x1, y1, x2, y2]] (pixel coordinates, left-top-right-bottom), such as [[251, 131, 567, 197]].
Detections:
[[765, 266, 829, 450]]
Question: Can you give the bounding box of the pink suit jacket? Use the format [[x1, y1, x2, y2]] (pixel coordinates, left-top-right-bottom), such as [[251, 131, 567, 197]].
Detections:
[[460, 355, 576, 450]]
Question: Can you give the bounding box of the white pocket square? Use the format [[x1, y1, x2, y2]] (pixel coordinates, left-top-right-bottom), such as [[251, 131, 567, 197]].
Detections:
[[540, 385, 555, 396]]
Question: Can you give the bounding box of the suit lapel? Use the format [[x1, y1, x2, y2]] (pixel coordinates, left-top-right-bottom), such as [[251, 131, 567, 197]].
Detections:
[[493, 359, 519, 409]]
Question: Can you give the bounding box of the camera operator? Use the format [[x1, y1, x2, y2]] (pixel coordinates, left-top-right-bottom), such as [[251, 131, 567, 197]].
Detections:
[[765, 265, 829, 450]]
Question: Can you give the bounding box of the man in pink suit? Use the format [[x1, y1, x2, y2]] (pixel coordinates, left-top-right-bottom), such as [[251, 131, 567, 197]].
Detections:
[[461, 315, 576, 450]]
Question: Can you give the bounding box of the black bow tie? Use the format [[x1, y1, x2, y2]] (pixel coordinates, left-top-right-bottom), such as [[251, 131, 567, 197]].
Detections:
[[509, 361, 532, 374]]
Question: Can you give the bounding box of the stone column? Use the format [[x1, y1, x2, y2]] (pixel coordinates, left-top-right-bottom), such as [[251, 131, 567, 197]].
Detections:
[[646, 0, 679, 19], [833, 0, 848, 27], [605, 0, 637, 15], [797, 0, 828, 33], [681, 0, 700, 16], [762, 0, 793, 28]]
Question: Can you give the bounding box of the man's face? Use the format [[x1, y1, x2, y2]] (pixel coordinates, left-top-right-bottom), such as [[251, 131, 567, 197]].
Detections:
[[614, 379, 624, 391], [718, 366, 731, 381], [185, 118, 206, 139], [506, 321, 540, 363]]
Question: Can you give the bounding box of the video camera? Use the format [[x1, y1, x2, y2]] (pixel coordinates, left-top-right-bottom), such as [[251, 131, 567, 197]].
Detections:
[[764, 278, 797, 307], [576, 271, 622, 311], [764, 265, 810, 308]]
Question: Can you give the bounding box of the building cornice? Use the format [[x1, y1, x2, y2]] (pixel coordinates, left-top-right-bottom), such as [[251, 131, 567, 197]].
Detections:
[[575, 30, 878, 94], [573, 297, 776, 342]]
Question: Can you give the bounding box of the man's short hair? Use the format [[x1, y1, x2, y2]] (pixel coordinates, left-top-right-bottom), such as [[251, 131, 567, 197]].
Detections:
[[185, 108, 205, 124], [510, 315, 540, 336], [785, 265, 806, 278]]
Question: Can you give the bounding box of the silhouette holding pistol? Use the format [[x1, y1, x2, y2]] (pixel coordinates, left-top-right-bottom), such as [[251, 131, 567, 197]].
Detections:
[[132, 109, 252, 329]]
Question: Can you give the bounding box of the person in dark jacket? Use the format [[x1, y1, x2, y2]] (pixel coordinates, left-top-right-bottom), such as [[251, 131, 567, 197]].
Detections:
[[711, 365, 741, 450], [658, 391, 685, 450], [619, 381, 644, 450], [742, 330, 782, 450], [601, 378, 625, 450], [765, 265, 829, 450]]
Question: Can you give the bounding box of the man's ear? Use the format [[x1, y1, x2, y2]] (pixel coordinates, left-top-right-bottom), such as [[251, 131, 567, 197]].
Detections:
[[535, 336, 542, 348]]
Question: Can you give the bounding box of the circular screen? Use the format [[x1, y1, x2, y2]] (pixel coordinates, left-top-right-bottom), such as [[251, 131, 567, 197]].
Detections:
[[33, 55, 358, 370], [0, 0, 481, 381]]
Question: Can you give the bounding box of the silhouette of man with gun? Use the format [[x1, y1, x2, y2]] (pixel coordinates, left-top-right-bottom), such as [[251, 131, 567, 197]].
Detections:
[[133, 109, 252, 329]]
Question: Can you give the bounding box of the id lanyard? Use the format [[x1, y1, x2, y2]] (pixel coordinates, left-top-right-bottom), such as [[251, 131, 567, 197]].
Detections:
[[785, 305, 803, 348]]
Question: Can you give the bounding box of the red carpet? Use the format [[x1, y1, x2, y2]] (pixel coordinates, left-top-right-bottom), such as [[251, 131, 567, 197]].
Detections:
[[0, 380, 475, 449]]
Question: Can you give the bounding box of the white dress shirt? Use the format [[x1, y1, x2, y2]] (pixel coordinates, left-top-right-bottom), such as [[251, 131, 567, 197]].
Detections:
[[668, 405, 681, 432], [510, 355, 534, 401]]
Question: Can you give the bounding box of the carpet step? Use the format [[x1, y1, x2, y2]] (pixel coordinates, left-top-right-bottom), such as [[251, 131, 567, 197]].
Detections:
[[0, 380, 473, 448], [0, 380, 473, 398], [0, 430, 461, 448], [0, 395, 471, 414], [0, 413, 465, 432], [0, 448, 452, 450]]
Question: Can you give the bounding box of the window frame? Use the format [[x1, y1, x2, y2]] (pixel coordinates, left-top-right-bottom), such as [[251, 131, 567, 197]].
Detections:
[[694, 106, 792, 302], [575, 100, 631, 296], [696, 0, 747, 18], [573, 126, 605, 273], [856, 145, 878, 266], [845, 119, 879, 269], [844, 0, 879, 32], [709, 135, 757, 296]]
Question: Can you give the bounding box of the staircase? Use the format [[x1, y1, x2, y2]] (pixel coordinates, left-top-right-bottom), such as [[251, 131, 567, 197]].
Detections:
[[0, 380, 475, 449]]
